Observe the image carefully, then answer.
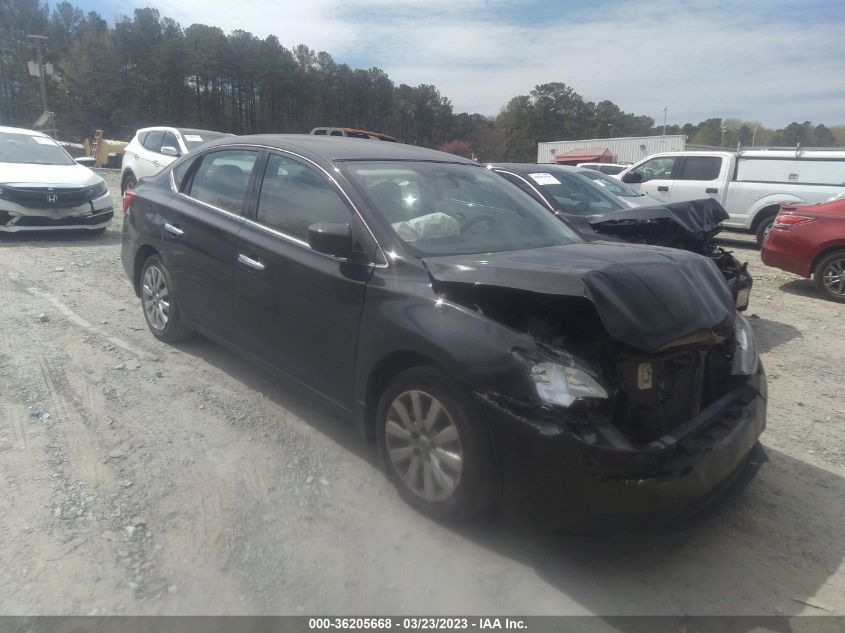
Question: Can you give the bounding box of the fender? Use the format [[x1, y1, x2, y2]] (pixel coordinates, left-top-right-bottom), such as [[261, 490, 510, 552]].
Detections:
[[747, 194, 806, 224]]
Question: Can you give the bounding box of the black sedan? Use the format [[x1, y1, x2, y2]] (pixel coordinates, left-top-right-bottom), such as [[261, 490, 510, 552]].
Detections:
[[121, 136, 766, 531]]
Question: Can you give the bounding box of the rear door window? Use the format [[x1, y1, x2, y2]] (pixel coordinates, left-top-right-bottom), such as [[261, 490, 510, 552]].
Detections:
[[256, 154, 351, 241], [161, 132, 180, 155], [677, 156, 722, 181], [142, 131, 164, 153], [187, 149, 259, 215]]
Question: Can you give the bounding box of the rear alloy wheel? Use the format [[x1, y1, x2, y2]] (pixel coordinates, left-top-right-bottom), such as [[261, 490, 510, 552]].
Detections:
[[814, 250, 845, 303], [140, 255, 193, 341], [376, 366, 495, 521], [755, 215, 776, 247]]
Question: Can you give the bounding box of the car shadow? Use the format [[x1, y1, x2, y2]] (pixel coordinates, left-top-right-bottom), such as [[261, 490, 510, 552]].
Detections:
[[748, 315, 802, 354], [171, 336, 843, 618], [0, 228, 122, 247], [172, 335, 376, 467], [778, 278, 823, 300], [455, 445, 844, 618]]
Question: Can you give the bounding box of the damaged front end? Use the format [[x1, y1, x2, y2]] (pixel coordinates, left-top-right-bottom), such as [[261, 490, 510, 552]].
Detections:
[[586, 199, 753, 311], [425, 246, 766, 531]]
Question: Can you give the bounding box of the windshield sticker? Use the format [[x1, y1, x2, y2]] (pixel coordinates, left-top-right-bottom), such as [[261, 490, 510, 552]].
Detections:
[[528, 173, 560, 185], [33, 137, 55, 145], [184, 134, 203, 141]]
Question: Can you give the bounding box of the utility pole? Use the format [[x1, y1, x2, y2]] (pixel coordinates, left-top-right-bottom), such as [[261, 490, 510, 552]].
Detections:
[[27, 35, 49, 116], [662, 106, 667, 136]]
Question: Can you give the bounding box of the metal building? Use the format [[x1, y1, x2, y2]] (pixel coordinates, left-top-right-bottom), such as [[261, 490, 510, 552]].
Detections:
[[537, 135, 687, 164]]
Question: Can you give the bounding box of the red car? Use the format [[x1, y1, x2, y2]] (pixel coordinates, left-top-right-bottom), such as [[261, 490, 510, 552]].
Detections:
[[761, 197, 845, 302]]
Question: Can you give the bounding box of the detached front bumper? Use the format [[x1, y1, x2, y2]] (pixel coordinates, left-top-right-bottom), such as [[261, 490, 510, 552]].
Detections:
[[0, 193, 113, 232], [478, 367, 767, 532]]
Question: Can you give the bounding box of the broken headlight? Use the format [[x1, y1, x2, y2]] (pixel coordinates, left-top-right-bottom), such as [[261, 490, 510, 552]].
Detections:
[[531, 361, 608, 407], [731, 314, 759, 375], [86, 181, 108, 199]]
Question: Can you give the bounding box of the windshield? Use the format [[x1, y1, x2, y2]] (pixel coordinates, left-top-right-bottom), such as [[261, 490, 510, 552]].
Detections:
[[527, 171, 626, 215], [178, 130, 228, 152], [344, 161, 581, 256], [578, 169, 641, 197], [0, 132, 75, 166]]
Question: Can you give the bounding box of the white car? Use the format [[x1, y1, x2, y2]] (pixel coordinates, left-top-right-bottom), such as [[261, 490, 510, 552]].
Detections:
[[120, 126, 230, 193], [0, 126, 112, 233]]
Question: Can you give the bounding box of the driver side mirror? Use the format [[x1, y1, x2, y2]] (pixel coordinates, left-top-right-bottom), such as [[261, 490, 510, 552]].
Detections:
[[621, 171, 642, 184], [307, 222, 353, 258], [160, 146, 180, 157]]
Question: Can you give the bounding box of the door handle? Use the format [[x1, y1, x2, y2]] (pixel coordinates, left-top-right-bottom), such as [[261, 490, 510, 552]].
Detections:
[[164, 223, 184, 236], [238, 253, 265, 271], [706, 188, 718, 194], [657, 186, 669, 192]]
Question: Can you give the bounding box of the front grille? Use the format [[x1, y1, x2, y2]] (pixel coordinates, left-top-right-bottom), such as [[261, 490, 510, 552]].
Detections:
[[610, 345, 733, 445], [14, 210, 113, 227], [1, 186, 96, 209]]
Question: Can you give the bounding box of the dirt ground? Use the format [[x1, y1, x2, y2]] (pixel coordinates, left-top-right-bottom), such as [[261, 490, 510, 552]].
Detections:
[[0, 170, 843, 616]]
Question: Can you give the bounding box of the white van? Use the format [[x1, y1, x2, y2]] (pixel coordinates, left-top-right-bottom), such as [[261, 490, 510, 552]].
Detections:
[[618, 149, 845, 244]]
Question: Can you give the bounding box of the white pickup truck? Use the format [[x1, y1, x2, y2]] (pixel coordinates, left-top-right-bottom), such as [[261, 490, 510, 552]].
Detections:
[[618, 149, 845, 244]]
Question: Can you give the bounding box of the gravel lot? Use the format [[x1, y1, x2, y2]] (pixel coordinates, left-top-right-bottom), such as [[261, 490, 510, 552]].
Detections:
[[0, 170, 843, 616]]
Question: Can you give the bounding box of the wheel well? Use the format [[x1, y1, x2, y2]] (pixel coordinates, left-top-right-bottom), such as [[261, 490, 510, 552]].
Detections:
[[363, 351, 437, 443], [133, 245, 159, 296], [751, 205, 781, 231], [811, 246, 845, 274]]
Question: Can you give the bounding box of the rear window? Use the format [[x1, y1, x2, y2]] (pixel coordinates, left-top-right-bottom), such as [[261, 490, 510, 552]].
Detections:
[[142, 131, 164, 152], [677, 156, 722, 181], [178, 130, 228, 152]]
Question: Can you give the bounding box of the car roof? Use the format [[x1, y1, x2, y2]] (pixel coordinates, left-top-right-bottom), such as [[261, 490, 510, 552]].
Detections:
[[0, 125, 49, 138], [201, 134, 478, 164], [135, 126, 227, 136]]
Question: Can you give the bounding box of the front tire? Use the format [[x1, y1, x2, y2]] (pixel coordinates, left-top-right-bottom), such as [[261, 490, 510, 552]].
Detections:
[[376, 366, 496, 522], [814, 249, 845, 303], [139, 254, 193, 341], [755, 214, 776, 247]]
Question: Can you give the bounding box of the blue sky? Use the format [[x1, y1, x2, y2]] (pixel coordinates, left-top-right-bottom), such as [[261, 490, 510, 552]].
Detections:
[[71, 0, 845, 127]]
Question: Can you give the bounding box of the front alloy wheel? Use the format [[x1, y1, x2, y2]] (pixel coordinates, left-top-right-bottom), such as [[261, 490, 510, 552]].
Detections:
[[385, 390, 464, 502], [376, 366, 495, 521]]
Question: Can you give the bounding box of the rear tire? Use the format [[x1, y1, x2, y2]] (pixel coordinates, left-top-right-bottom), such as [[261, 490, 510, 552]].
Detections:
[[376, 366, 496, 522], [121, 171, 137, 195], [755, 214, 776, 247], [139, 254, 194, 342], [813, 249, 845, 303]]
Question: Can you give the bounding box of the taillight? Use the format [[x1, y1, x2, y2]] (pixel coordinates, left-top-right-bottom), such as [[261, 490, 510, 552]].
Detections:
[[773, 214, 815, 229], [122, 189, 137, 214]]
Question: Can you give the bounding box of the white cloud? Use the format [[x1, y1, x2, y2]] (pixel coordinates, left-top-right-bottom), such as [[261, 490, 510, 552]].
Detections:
[[127, 0, 845, 126]]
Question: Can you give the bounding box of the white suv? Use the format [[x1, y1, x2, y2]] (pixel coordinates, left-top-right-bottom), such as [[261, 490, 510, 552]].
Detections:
[[120, 126, 230, 193]]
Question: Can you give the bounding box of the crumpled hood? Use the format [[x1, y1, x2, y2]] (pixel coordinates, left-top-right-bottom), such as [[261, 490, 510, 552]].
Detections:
[[588, 198, 729, 247], [423, 241, 736, 353], [0, 162, 101, 187]]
